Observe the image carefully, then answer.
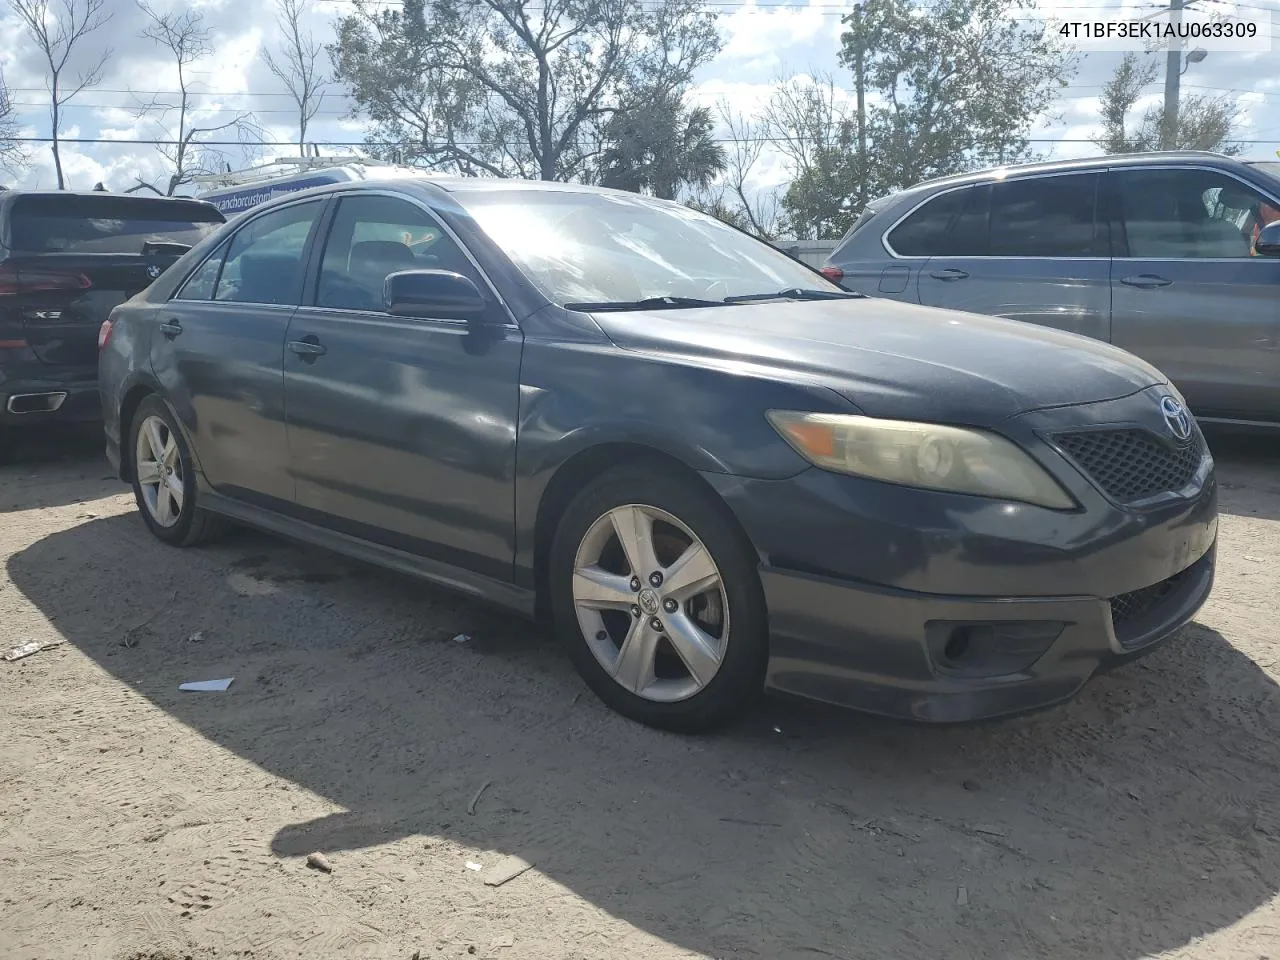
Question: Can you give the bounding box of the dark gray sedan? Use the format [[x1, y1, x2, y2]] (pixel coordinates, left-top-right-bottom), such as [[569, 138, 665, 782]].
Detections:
[[98, 178, 1217, 731]]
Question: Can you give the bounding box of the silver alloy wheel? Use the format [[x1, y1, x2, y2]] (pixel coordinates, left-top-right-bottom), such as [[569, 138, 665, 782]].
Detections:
[[572, 503, 729, 703], [135, 414, 185, 528]]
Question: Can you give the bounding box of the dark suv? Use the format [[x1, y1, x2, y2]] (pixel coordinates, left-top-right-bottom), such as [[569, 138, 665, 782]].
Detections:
[[823, 151, 1280, 429], [0, 190, 224, 459]]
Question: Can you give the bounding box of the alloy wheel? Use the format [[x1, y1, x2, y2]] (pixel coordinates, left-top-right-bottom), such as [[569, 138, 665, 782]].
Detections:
[[572, 503, 730, 703], [135, 414, 185, 528]]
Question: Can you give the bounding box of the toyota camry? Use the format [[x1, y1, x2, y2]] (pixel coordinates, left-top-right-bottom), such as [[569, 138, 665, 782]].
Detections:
[[98, 178, 1218, 731]]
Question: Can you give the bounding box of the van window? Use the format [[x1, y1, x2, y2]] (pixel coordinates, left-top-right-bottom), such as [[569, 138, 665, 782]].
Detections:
[[7, 195, 224, 254]]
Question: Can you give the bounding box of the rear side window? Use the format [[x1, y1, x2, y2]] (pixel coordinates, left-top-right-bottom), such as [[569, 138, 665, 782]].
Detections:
[[6, 195, 224, 254], [887, 187, 991, 256], [989, 174, 1102, 257], [213, 200, 324, 305], [175, 243, 228, 301]]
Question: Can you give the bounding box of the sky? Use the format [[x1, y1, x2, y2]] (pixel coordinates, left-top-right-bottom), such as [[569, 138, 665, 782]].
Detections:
[[2, 0, 1279, 200]]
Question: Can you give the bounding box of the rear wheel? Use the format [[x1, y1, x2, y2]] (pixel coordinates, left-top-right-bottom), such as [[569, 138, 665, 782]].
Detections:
[[549, 466, 768, 732], [129, 395, 224, 546]]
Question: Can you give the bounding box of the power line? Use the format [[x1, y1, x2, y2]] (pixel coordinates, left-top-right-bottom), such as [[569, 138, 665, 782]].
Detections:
[[8, 134, 1279, 146]]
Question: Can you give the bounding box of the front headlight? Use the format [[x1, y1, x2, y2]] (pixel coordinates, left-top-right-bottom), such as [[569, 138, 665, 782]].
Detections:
[[766, 410, 1076, 509]]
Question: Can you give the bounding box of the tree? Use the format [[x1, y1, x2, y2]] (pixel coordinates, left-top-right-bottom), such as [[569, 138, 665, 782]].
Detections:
[[685, 101, 780, 240], [598, 91, 724, 199], [136, 3, 258, 195], [764, 75, 861, 239], [330, 0, 721, 181], [10, 0, 112, 189], [1093, 52, 1240, 155], [838, 0, 1074, 193], [264, 0, 328, 151], [0, 70, 28, 179]]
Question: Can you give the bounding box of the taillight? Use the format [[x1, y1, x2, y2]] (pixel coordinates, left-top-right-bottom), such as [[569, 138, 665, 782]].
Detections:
[[0, 264, 92, 296], [820, 265, 844, 283], [98, 319, 114, 351]]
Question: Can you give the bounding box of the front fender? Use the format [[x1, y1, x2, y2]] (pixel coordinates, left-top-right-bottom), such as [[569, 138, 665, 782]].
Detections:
[[511, 338, 858, 582]]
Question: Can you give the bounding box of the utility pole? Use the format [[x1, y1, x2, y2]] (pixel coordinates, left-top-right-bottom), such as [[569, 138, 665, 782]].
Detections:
[[851, 1, 867, 209], [1162, 0, 1189, 149]]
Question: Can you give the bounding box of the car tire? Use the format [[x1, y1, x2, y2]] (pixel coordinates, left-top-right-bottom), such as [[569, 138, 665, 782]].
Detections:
[[549, 465, 768, 732], [128, 395, 224, 547]]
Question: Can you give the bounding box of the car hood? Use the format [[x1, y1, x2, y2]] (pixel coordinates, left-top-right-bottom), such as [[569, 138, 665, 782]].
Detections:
[[591, 297, 1167, 425]]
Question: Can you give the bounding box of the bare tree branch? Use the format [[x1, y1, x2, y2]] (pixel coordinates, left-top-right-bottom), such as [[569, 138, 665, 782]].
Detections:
[[10, 0, 113, 188], [263, 0, 329, 151], [136, 2, 259, 194], [0, 69, 30, 179]]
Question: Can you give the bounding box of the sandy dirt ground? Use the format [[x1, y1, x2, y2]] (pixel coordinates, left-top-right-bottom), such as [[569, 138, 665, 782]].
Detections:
[[2, 428, 1280, 960]]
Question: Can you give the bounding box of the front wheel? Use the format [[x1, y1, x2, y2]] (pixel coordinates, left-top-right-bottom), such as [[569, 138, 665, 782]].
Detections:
[[128, 395, 224, 547], [549, 466, 768, 732]]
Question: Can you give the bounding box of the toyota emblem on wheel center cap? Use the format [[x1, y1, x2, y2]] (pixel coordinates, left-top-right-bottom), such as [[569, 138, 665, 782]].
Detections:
[[1160, 395, 1193, 442], [638, 588, 660, 615]]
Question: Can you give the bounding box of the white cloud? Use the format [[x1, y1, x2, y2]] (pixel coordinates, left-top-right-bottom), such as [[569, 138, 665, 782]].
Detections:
[[719, 0, 839, 70]]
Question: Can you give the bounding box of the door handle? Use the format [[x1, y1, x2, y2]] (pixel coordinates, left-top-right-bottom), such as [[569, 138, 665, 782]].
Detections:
[[1120, 274, 1172, 289], [158, 319, 182, 339], [288, 336, 326, 361], [929, 268, 969, 281]]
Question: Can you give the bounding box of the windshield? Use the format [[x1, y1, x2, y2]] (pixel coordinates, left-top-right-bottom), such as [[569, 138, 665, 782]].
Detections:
[[454, 188, 840, 307]]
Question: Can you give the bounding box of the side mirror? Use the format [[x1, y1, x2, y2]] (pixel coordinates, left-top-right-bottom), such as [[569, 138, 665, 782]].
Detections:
[[384, 269, 487, 321], [1255, 222, 1280, 258]]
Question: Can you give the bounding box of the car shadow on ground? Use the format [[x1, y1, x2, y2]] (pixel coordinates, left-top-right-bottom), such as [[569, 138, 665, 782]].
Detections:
[[8, 512, 1280, 960], [0, 426, 116, 514]]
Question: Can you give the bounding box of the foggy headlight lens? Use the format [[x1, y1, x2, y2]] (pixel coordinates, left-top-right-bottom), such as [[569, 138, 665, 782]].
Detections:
[[767, 411, 1075, 509]]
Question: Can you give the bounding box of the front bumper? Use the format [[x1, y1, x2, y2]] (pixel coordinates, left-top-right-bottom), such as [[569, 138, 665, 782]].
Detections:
[[701, 387, 1219, 723], [755, 545, 1214, 722]]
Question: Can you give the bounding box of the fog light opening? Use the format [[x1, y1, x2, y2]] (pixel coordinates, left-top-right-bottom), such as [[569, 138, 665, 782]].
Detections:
[[943, 629, 972, 663]]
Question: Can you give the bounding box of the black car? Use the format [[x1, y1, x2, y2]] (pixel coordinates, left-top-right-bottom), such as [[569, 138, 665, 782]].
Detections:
[[98, 179, 1217, 731], [0, 190, 224, 460]]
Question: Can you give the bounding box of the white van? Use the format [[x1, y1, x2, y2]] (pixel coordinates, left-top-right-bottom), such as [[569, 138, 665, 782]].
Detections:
[[194, 158, 440, 218]]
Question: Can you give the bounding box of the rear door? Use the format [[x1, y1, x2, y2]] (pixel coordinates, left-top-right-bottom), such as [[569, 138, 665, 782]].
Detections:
[[0, 194, 223, 366], [1107, 164, 1280, 422], [150, 197, 327, 508], [910, 173, 1112, 341]]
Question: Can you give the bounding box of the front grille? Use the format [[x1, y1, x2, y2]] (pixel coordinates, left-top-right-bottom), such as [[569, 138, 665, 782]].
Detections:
[[1054, 428, 1203, 503]]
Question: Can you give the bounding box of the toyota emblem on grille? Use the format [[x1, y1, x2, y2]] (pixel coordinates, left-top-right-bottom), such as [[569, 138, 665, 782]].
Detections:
[[146, 264, 162, 279], [1160, 396, 1193, 442]]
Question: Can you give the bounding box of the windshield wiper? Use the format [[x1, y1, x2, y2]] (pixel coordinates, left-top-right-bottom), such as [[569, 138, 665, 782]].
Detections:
[[564, 295, 730, 312], [722, 287, 864, 304]]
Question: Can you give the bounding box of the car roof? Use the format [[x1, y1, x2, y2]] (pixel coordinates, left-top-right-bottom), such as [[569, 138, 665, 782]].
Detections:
[[229, 174, 678, 214], [887, 151, 1252, 201]]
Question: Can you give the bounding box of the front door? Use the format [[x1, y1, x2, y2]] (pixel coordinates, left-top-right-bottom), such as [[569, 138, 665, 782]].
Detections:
[[282, 192, 524, 581], [1107, 165, 1280, 423], [912, 174, 1112, 342], [150, 198, 327, 507]]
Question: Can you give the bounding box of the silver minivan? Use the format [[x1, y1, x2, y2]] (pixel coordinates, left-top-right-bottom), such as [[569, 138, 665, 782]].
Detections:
[[823, 151, 1280, 428]]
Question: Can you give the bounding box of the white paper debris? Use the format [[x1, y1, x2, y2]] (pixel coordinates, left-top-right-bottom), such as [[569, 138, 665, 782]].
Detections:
[[465, 862, 483, 871], [453, 634, 471, 644], [4, 639, 64, 662], [179, 677, 234, 692]]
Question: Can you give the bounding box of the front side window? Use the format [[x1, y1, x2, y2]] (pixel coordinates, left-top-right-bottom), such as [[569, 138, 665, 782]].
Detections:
[[315, 194, 481, 311], [453, 188, 837, 306], [1116, 167, 1278, 259], [213, 200, 324, 305]]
